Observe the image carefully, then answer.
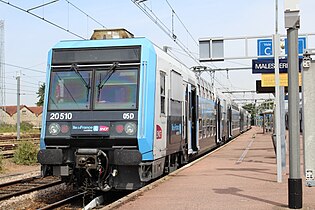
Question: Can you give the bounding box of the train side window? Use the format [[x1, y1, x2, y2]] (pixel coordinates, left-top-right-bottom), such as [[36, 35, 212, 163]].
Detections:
[[199, 118, 203, 139], [203, 119, 207, 138], [207, 118, 211, 137], [201, 87, 204, 98], [160, 71, 166, 114]]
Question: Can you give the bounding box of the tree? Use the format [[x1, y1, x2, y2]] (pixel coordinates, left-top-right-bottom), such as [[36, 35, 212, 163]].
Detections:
[[36, 83, 45, 106], [242, 103, 257, 125]]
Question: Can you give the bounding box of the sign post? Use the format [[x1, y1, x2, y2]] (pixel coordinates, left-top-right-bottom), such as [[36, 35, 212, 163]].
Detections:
[[274, 33, 282, 183], [285, 3, 302, 208]]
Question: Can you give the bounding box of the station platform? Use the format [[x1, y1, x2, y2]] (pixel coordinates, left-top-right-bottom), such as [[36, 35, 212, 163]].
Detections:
[[108, 127, 315, 210]]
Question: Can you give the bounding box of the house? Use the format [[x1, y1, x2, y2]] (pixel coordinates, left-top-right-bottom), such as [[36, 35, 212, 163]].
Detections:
[[0, 105, 43, 127]]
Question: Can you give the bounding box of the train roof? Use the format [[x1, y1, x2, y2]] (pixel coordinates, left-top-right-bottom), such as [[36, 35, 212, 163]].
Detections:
[[52, 37, 154, 50]]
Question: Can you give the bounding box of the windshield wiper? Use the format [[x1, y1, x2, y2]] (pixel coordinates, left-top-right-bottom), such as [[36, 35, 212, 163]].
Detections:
[[71, 63, 91, 102], [71, 63, 90, 90], [98, 62, 120, 90]]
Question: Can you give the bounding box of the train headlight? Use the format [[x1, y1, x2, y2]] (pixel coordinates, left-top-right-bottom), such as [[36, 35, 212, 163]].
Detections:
[[124, 122, 137, 135], [48, 123, 61, 135]]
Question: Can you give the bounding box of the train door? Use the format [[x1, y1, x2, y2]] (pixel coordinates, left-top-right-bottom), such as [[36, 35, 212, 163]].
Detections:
[[166, 71, 184, 155], [227, 105, 232, 138], [221, 99, 228, 142], [216, 99, 222, 145], [186, 84, 198, 154], [240, 110, 244, 132]]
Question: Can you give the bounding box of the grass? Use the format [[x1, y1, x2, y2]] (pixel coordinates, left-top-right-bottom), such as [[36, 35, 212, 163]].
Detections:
[[0, 122, 40, 134]]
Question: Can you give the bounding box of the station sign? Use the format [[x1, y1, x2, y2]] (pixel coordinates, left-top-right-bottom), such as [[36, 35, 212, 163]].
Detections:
[[257, 37, 306, 56], [261, 73, 302, 87], [252, 58, 302, 74], [256, 80, 301, 93]]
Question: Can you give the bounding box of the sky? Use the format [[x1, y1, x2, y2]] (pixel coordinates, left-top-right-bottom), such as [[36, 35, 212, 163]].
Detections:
[[0, 0, 315, 106]]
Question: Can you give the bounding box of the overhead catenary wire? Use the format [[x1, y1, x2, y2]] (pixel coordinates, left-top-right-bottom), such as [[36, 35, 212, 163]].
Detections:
[[132, 0, 200, 66], [0, 0, 106, 40], [165, 0, 198, 46], [22, 74, 45, 83], [0, 0, 86, 39], [64, 0, 106, 29], [4, 81, 40, 89], [0, 62, 46, 73], [4, 91, 35, 96], [5, 87, 38, 93], [21, 79, 43, 86], [132, 0, 242, 98]]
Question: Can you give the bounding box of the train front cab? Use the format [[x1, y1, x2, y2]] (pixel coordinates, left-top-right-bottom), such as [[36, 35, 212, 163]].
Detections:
[[37, 38, 165, 191]]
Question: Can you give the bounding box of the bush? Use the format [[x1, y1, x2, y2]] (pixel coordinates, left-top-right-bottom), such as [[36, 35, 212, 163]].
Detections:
[[13, 141, 38, 165], [20, 122, 34, 131]]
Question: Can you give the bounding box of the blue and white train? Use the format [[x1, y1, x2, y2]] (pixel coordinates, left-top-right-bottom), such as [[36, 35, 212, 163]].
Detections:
[[38, 29, 251, 191]]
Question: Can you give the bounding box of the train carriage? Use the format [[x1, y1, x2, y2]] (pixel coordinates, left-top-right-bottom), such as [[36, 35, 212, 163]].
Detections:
[[38, 29, 249, 192]]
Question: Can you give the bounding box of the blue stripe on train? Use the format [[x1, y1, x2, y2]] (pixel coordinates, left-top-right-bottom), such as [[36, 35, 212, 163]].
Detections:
[[40, 50, 52, 150], [136, 40, 156, 161]]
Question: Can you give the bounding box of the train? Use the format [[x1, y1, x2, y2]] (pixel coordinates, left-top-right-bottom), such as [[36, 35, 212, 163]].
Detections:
[[37, 29, 251, 192]]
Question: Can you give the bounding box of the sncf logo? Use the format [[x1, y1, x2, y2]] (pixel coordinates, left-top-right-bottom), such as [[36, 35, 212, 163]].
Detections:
[[99, 126, 109, 132], [156, 125, 162, 140]]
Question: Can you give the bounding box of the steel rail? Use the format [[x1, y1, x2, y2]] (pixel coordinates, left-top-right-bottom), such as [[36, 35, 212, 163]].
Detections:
[[0, 176, 62, 201], [38, 192, 85, 210]]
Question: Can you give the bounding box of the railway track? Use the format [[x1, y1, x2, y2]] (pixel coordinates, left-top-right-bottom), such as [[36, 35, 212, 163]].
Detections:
[[0, 176, 62, 201], [0, 134, 40, 141], [0, 138, 39, 143], [0, 139, 40, 158], [38, 192, 85, 210]]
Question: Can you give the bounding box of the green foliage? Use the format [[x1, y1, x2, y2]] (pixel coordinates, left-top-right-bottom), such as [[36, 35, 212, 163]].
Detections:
[[13, 141, 38, 165], [242, 103, 257, 125], [0, 124, 13, 133], [36, 83, 45, 107], [20, 122, 34, 131], [242, 103, 256, 115], [258, 99, 274, 111], [0, 122, 39, 133]]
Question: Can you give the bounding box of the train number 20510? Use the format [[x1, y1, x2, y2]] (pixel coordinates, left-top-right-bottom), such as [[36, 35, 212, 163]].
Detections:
[[49, 112, 73, 120]]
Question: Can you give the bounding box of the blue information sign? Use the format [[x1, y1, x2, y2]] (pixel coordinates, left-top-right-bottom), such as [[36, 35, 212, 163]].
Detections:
[[252, 58, 302, 74], [257, 39, 272, 56], [257, 37, 306, 56]]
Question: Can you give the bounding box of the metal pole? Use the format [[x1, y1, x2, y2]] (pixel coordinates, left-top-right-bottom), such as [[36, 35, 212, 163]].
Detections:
[[16, 73, 20, 140], [280, 86, 287, 173], [285, 9, 302, 209], [274, 33, 282, 183], [275, 0, 278, 34], [275, 0, 287, 181], [0, 20, 5, 124]]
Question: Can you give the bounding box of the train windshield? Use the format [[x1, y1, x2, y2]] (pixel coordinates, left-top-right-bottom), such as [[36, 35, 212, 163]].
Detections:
[[94, 68, 138, 110], [48, 70, 92, 110]]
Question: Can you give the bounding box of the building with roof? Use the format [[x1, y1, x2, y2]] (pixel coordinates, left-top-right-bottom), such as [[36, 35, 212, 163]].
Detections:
[[0, 105, 43, 127]]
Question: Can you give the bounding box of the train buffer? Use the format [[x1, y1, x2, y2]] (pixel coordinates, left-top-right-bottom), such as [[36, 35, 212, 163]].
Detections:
[[105, 126, 315, 210]]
